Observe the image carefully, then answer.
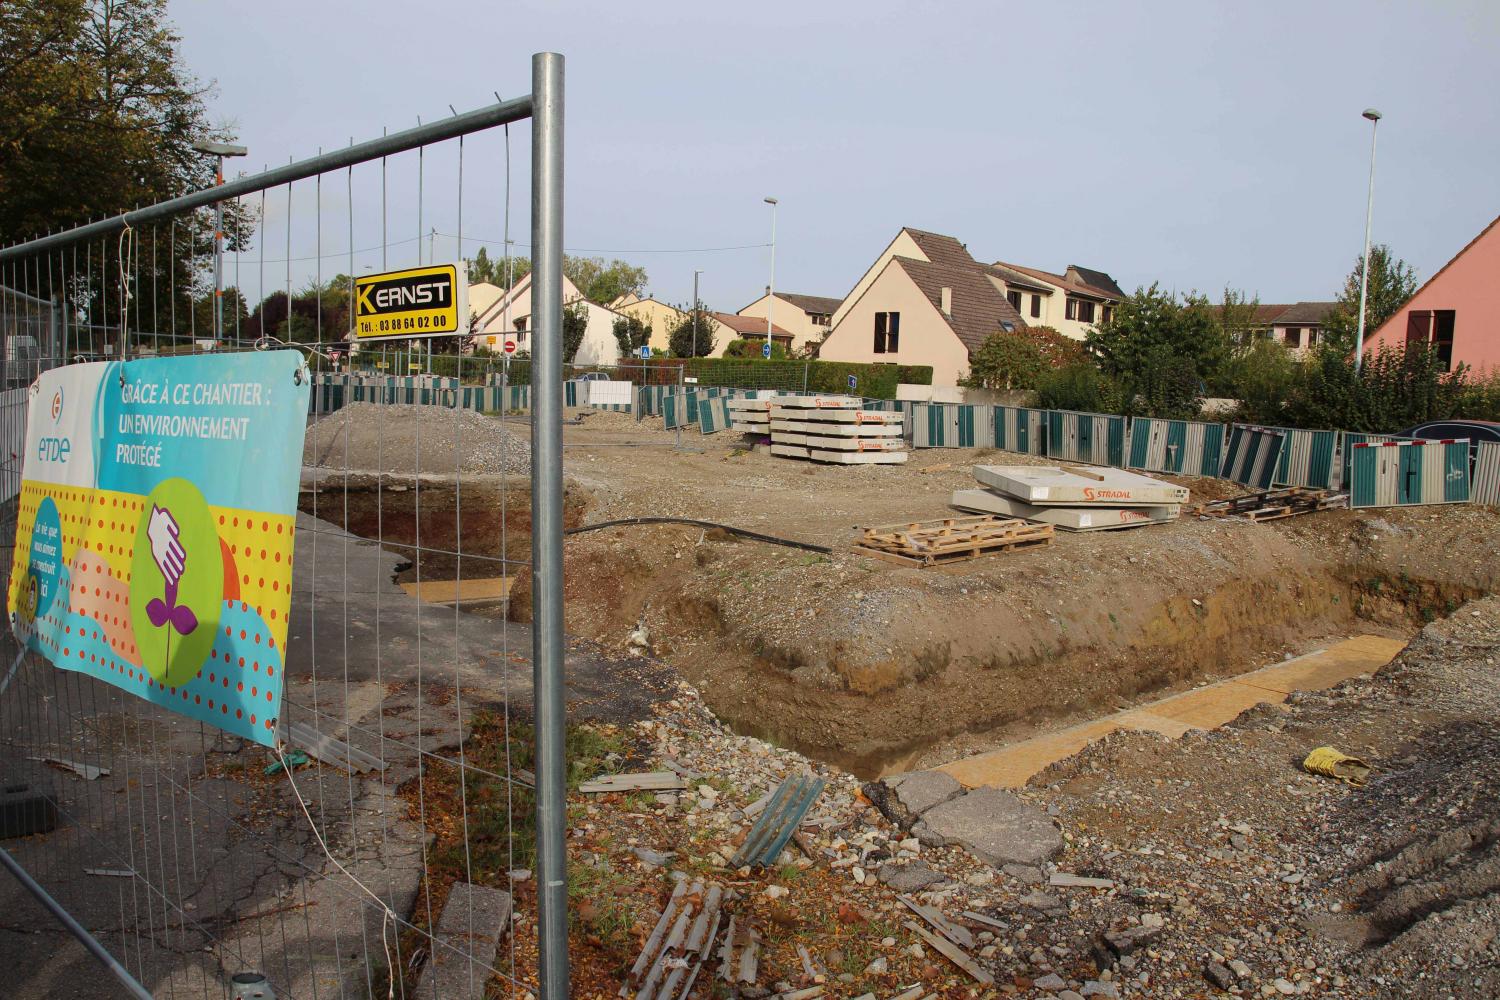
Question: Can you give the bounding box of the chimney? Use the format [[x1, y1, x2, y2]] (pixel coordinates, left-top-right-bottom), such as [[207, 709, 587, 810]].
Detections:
[[940, 287, 952, 317]]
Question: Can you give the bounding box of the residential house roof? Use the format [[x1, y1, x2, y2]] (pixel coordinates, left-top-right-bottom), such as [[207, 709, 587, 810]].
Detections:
[[711, 311, 794, 338], [991, 260, 1123, 302], [1270, 301, 1337, 325], [772, 291, 842, 315], [1067, 265, 1125, 299], [1251, 303, 1293, 324], [895, 256, 1026, 353], [985, 263, 1055, 294]]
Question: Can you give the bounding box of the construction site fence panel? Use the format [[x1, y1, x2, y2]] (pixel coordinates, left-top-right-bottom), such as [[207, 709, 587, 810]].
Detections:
[[1473, 441, 1500, 507], [1044, 410, 1126, 468], [992, 405, 1047, 456], [1126, 417, 1225, 477], [1231, 424, 1339, 490], [1347, 439, 1472, 508], [1340, 432, 1417, 489], [1221, 426, 1287, 489]]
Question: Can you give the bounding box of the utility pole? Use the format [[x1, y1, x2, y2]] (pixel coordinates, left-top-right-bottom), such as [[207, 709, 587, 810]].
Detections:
[[191, 140, 248, 346], [1354, 108, 1382, 374], [692, 268, 702, 357], [764, 196, 777, 356]]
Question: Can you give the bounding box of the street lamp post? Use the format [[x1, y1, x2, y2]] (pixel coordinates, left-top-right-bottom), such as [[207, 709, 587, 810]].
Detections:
[[192, 140, 248, 347], [1354, 108, 1382, 375], [764, 197, 777, 356], [692, 268, 702, 357]]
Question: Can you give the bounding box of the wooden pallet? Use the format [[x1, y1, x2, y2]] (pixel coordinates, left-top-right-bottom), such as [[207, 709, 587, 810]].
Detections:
[[1190, 487, 1348, 522], [852, 515, 1054, 567]]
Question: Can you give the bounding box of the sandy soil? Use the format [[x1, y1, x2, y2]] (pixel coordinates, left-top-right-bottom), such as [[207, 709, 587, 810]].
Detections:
[[550, 413, 1500, 776]]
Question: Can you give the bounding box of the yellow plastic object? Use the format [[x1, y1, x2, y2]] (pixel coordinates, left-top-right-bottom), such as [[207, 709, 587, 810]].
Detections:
[[1303, 746, 1372, 787]]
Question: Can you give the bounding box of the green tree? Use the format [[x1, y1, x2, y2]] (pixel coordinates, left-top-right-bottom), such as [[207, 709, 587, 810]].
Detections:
[[612, 313, 652, 358], [468, 246, 530, 289], [1086, 285, 1230, 418], [1322, 245, 1418, 355], [562, 302, 588, 362], [1037, 362, 1124, 413], [1216, 287, 1263, 348], [667, 307, 716, 357], [1, 0, 253, 337], [564, 255, 647, 304]]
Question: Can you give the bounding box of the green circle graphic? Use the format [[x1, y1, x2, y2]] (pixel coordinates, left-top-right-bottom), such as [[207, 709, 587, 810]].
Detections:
[[130, 478, 224, 686]]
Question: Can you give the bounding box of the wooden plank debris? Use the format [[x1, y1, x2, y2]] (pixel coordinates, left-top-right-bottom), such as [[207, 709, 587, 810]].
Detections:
[[853, 515, 1053, 567], [1189, 486, 1348, 522], [901, 920, 994, 986], [580, 771, 687, 794], [959, 910, 1009, 932], [1049, 872, 1116, 889], [898, 895, 974, 950]]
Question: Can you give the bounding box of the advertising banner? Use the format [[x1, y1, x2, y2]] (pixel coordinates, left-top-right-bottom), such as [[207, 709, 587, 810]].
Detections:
[[7, 351, 311, 746]]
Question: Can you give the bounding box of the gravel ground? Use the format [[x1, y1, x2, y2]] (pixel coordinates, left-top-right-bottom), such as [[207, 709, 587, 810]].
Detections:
[[558, 596, 1500, 998], [303, 403, 531, 475]]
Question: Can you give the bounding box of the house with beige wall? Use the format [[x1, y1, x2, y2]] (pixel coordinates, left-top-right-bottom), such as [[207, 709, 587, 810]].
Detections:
[[985, 262, 1125, 341], [472, 272, 623, 366], [817, 228, 1027, 386], [736, 291, 841, 355], [610, 295, 689, 355]]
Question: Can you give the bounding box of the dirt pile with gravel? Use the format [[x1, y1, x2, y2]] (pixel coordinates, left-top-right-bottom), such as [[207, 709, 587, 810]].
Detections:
[[303, 403, 531, 476]]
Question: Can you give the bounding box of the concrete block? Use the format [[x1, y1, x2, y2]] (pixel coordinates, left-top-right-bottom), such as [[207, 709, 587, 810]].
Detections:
[[808, 449, 907, 464], [914, 787, 1062, 867], [951, 489, 1179, 531], [770, 420, 903, 436], [973, 465, 1189, 506], [770, 444, 810, 459], [413, 883, 513, 1000], [802, 436, 905, 452]]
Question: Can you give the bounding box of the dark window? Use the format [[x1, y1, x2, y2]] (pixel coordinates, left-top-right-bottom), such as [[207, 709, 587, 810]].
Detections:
[[515, 317, 528, 332], [1065, 298, 1078, 321], [1406, 310, 1432, 345], [874, 311, 900, 354], [1030, 294, 1041, 318], [1434, 309, 1455, 369], [1102, 305, 1113, 325], [1077, 300, 1095, 324], [1285, 327, 1302, 348], [1000, 321, 1015, 333], [1006, 289, 1022, 311]]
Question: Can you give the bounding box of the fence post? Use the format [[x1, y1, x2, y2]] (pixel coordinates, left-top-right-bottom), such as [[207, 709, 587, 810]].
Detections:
[[529, 50, 570, 1000]]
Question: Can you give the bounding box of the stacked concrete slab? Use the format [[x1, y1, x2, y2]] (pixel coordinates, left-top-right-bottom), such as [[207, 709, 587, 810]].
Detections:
[[727, 395, 775, 434], [769, 396, 907, 465], [952, 464, 1186, 531]]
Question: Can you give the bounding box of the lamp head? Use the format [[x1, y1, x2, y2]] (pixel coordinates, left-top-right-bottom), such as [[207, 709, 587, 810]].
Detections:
[[764, 196, 778, 206], [1362, 108, 1382, 122], [193, 140, 248, 157]]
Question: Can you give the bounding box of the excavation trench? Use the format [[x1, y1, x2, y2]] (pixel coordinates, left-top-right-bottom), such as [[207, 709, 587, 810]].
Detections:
[[302, 477, 1500, 780]]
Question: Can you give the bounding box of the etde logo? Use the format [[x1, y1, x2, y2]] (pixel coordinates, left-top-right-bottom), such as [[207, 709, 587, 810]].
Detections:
[[38, 385, 70, 463]]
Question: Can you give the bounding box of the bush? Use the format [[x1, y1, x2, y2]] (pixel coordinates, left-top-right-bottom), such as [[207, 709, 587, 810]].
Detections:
[[896, 364, 935, 386], [1087, 286, 1230, 418], [666, 308, 717, 357], [1037, 361, 1124, 413], [1282, 343, 1470, 432], [1224, 338, 1302, 425], [723, 338, 790, 360], [961, 326, 1085, 390]]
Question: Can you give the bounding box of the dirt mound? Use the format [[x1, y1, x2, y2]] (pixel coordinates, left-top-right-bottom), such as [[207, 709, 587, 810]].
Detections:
[[303, 403, 530, 476]]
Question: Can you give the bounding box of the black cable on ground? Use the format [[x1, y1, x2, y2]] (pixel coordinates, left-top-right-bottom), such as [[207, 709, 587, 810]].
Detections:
[[564, 517, 832, 554]]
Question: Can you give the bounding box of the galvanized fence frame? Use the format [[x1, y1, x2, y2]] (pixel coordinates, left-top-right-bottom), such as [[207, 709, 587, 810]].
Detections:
[[0, 51, 572, 1000]]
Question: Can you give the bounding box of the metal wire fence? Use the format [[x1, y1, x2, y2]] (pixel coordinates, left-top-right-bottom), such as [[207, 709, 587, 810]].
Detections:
[[0, 52, 571, 1000]]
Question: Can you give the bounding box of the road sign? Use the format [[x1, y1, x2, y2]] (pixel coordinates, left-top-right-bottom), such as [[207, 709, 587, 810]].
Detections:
[[762, 341, 772, 359], [353, 262, 468, 341], [503, 340, 518, 356], [847, 374, 858, 390], [639, 345, 651, 359]]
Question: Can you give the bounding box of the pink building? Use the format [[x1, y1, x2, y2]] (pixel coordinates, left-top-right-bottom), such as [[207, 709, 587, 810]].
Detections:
[[1363, 213, 1500, 373]]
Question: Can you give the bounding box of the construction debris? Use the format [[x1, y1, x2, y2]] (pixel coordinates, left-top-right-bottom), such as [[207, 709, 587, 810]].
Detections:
[[730, 772, 826, 867], [623, 879, 732, 1000], [769, 397, 907, 465], [578, 771, 687, 794], [1190, 486, 1349, 521], [853, 515, 1053, 567]]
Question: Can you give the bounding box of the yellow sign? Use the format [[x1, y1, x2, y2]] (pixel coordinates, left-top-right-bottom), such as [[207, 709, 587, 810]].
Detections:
[[354, 263, 468, 340]]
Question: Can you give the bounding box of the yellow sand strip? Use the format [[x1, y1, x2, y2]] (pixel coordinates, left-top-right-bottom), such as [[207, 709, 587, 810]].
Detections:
[[398, 576, 513, 605], [937, 635, 1406, 790]]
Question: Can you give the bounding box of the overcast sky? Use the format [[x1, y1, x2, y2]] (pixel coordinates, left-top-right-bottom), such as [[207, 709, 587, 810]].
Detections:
[[169, 0, 1500, 312]]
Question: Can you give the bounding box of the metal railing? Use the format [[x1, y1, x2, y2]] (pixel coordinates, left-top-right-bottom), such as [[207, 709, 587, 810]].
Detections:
[[0, 51, 570, 1000]]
